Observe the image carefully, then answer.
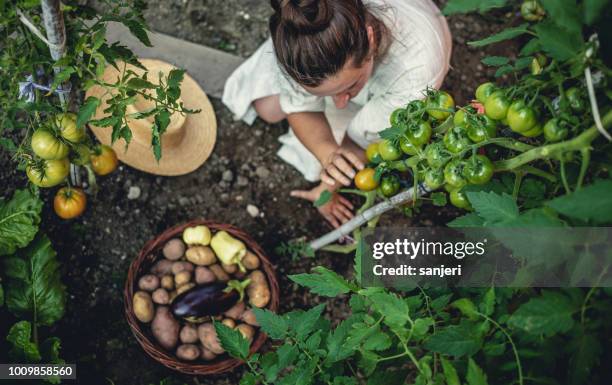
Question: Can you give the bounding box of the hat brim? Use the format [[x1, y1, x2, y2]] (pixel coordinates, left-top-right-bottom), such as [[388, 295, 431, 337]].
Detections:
[[85, 59, 217, 176]]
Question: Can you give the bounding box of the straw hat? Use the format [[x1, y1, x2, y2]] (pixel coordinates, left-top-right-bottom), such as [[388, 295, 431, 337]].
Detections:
[[85, 59, 216, 176]]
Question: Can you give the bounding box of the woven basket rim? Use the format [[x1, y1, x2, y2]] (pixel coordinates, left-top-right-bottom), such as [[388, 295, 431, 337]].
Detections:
[[124, 219, 280, 375]]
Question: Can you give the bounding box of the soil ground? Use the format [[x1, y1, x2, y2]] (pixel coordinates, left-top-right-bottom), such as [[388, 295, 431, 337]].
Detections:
[[0, 1, 521, 384]]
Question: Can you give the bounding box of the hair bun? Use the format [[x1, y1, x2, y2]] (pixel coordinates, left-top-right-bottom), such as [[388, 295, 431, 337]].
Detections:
[[272, 0, 332, 34]]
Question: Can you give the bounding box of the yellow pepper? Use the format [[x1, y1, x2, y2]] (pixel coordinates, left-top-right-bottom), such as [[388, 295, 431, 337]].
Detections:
[[211, 231, 247, 272], [183, 225, 211, 246]]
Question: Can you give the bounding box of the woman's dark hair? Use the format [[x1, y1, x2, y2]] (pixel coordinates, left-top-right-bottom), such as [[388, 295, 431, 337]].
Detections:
[[269, 0, 390, 87]]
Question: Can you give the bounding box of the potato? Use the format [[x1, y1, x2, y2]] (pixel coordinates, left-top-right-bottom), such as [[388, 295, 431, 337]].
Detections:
[[138, 274, 160, 292], [195, 266, 216, 284], [179, 324, 199, 344], [185, 246, 216, 266], [152, 306, 180, 350], [209, 264, 229, 281], [221, 263, 238, 274], [151, 259, 173, 276], [222, 318, 236, 328], [133, 291, 154, 323], [176, 282, 195, 295], [171, 261, 194, 275], [163, 238, 186, 261], [200, 347, 217, 361], [198, 323, 224, 354], [174, 271, 192, 287], [224, 301, 245, 319], [152, 288, 170, 305], [176, 344, 200, 361], [243, 251, 260, 270], [161, 275, 174, 290], [247, 271, 270, 308], [241, 308, 259, 326], [236, 324, 255, 343]]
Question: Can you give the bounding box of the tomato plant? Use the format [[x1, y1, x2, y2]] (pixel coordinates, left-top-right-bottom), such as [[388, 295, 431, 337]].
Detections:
[[54, 187, 87, 219]]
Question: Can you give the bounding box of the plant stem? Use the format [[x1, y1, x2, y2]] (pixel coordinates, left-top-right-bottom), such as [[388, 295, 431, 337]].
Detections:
[[512, 171, 524, 200], [476, 312, 523, 385], [576, 148, 591, 190], [560, 158, 571, 194]]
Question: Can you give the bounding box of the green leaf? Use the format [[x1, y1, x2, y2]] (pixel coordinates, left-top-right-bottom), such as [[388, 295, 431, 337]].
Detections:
[[533, 20, 584, 61], [424, 323, 483, 357], [545, 180, 612, 223], [494, 65, 514, 78], [123, 19, 152, 47], [583, 0, 610, 24], [276, 343, 299, 370], [4, 234, 66, 326], [520, 38, 541, 56], [481, 56, 509, 66], [443, 0, 507, 15], [514, 56, 533, 70], [0, 189, 42, 256], [480, 288, 495, 316], [447, 212, 485, 227], [253, 308, 288, 339], [326, 316, 359, 363], [431, 191, 447, 206], [292, 304, 325, 339], [508, 291, 576, 336], [364, 291, 411, 328], [77, 96, 100, 128], [568, 331, 602, 385], [465, 191, 518, 224], [363, 330, 392, 351], [452, 298, 478, 320], [314, 190, 332, 208], [466, 358, 489, 385], [0, 283, 4, 306], [540, 0, 582, 32], [126, 77, 156, 89], [167, 69, 185, 89], [7, 321, 41, 362], [240, 373, 259, 385], [49, 67, 75, 92], [468, 24, 530, 47], [289, 266, 354, 297], [440, 357, 461, 385], [40, 337, 64, 364], [214, 321, 250, 360]]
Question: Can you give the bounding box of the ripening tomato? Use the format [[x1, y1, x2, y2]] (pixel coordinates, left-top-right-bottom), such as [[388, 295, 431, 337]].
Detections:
[[26, 158, 70, 188], [507, 100, 538, 133], [426, 91, 455, 121], [354, 168, 379, 191], [484, 91, 510, 120], [90, 145, 119, 175], [475, 82, 496, 103], [56, 113, 86, 143], [54, 187, 87, 219], [31, 129, 69, 160], [366, 142, 383, 163], [399, 136, 420, 156], [449, 188, 471, 210], [378, 139, 402, 161]]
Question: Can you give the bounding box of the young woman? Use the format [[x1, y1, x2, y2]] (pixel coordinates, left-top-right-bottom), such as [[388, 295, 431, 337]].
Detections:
[[223, 0, 451, 227]]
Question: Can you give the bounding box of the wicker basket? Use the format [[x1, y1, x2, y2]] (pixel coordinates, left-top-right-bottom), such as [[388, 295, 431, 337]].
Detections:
[[124, 219, 280, 375]]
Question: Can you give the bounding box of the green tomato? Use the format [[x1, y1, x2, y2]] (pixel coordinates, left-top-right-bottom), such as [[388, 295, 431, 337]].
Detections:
[[543, 118, 569, 142], [444, 159, 467, 189], [453, 109, 468, 126], [379, 174, 401, 197], [26, 158, 70, 188], [463, 155, 494, 185], [507, 100, 538, 133], [399, 136, 420, 155], [521, 0, 545, 21], [566, 87, 585, 111], [484, 91, 510, 120], [424, 168, 444, 190], [405, 120, 432, 146], [449, 189, 471, 210], [56, 112, 85, 143], [389, 108, 406, 127], [378, 139, 402, 161], [31, 129, 70, 160], [71, 144, 92, 166], [522, 123, 543, 138], [366, 142, 383, 163], [467, 115, 497, 143], [426, 91, 455, 121], [475, 82, 496, 103], [443, 125, 471, 154], [529, 53, 548, 75], [425, 142, 449, 169]]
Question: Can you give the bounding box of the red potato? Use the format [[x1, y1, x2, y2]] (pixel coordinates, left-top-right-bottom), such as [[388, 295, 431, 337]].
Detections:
[[171, 261, 194, 275], [198, 323, 225, 354], [152, 306, 180, 350], [223, 301, 245, 319], [247, 270, 271, 308], [195, 266, 216, 284], [179, 324, 199, 344], [152, 259, 173, 276], [138, 274, 160, 292], [163, 238, 186, 261], [240, 308, 259, 326], [152, 288, 170, 305], [176, 344, 200, 361]]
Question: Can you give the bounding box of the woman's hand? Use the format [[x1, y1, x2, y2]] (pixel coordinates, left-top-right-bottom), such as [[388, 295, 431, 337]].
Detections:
[[290, 183, 354, 228], [321, 147, 365, 186]]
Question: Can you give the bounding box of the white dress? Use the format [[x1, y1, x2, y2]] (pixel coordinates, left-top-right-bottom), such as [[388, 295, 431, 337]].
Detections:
[[222, 0, 452, 182]]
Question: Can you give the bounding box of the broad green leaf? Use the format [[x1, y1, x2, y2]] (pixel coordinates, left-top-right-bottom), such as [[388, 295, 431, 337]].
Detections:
[[289, 266, 355, 297], [452, 298, 478, 320], [214, 321, 249, 360], [7, 321, 41, 362], [126, 77, 156, 89], [508, 291, 576, 336], [412, 317, 434, 338], [481, 56, 509, 66], [447, 212, 485, 227], [77, 96, 100, 128], [333, 377, 357, 385], [568, 331, 602, 385], [443, 0, 507, 15], [123, 19, 152, 47], [465, 191, 518, 224], [314, 190, 332, 207], [466, 358, 489, 385], [358, 350, 379, 376], [431, 191, 447, 206], [440, 357, 460, 385], [167, 69, 185, 88], [326, 315, 359, 363], [534, 20, 584, 61], [279, 360, 316, 385], [365, 291, 411, 328], [40, 337, 63, 364], [520, 38, 541, 56], [0, 189, 43, 256], [545, 180, 612, 223], [240, 373, 259, 385], [540, 0, 582, 32], [495, 65, 514, 77], [468, 24, 530, 47], [253, 308, 288, 339], [480, 288, 495, 316], [292, 303, 325, 339], [583, 0, 610, 24], [363, 328, 392, 351], [276, 343, 299, 370], [4, 234, 65, 326], [424, 323, 483, 357], [49, 67, 75, 92]]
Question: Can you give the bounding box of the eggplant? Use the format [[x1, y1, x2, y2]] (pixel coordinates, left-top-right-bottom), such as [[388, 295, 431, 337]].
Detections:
[[170, 282, 238, 322]]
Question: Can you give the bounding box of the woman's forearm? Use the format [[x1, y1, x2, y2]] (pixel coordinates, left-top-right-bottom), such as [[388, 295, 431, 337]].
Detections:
[[288, 111, 338, 163]]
